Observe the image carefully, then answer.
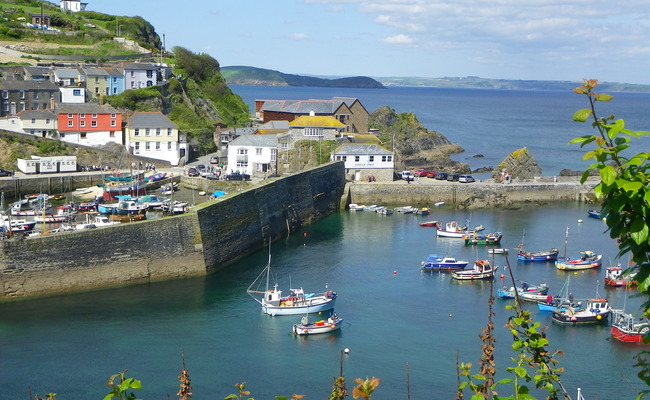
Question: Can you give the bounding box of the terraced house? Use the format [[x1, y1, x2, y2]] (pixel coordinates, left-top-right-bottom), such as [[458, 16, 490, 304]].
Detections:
[[56, 103, 121, 146], [125, 112, 187, 166], [0, 80, 59, 117]]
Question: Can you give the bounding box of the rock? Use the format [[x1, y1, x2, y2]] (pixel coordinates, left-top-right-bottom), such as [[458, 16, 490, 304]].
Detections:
[[492, 147, 541, 182], [472, 154, 485, 158], [458, 192, 512, 210]]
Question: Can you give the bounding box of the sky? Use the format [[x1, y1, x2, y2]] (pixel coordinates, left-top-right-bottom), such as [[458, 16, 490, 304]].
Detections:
[[91, 0, 650, 85]]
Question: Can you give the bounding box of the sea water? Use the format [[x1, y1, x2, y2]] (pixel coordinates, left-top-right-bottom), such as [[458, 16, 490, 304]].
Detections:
[[0, 202, 643, 399]]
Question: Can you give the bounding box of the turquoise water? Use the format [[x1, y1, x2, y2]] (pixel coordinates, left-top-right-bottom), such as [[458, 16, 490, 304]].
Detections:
[[0, 202, 642, 399]]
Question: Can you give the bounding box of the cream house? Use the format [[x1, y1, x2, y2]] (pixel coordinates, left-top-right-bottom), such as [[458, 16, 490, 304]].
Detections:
[[125, 111, 186, 166], [331, 144, 395, 182]]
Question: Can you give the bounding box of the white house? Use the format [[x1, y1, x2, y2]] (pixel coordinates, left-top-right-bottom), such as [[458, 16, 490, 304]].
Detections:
[[125, 112, 186, 166], [118, 62, 159, 90], [60, 0, 87, 12], [18, 155, 77, 174], [226, 134, 278, 176], [331, 144, 395, 182], [0, 110, 57, 138]]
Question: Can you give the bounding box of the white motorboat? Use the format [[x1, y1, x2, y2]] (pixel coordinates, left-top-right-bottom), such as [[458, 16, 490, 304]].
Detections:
[[292, 313, 343, 335]]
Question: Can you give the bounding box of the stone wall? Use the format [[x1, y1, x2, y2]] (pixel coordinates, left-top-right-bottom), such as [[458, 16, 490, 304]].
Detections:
[[347, 180, 597, 207], [0, 162, 346, 301]]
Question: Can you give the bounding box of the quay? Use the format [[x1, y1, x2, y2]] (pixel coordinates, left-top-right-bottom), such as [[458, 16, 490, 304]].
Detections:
[[0, 163, 597, 302]]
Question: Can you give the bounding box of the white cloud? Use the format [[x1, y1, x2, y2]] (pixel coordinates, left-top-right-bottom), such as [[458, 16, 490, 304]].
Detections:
[[290, 33, 309, 40], [382, 34, 414, 44]]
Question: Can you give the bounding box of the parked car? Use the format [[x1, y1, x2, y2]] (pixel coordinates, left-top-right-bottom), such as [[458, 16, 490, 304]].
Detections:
[[0, 169, 12, 177], [414, 168, 432, 177], [426, 171, 437, 178], [225, 172, 251, 181], [400, 171, 414, 181], [447, 173, 460, 182], [458, 174, 476, 183], [210, 156, 219, 164], [187, 167, 200, 177], [435, 172, 448, 180]]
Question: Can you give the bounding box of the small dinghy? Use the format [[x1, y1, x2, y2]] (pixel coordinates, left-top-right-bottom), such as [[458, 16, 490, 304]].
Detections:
[[292, 313, 343, 335]]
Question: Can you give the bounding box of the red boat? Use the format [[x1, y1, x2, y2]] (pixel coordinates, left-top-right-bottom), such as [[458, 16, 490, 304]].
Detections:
[[611, 310, 650, 343], [604, 265, 637, 287]]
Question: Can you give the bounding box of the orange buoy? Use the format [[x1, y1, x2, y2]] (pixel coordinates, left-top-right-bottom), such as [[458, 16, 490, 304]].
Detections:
[[500, 274, 505, 279], [393, 270, 397, 275]]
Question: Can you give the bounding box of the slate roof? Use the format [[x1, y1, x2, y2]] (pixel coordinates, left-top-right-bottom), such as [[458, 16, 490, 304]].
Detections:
[[83, 68, 109, 77], [53, 68, 81, 79], [260, 97, 359, 114], [126, 112, 177, 129], [229, 134, 278, 147], [56, 103, 119, 114], [118, 62, 158, 71], [18, 110, 56, 119], [220, 127, 257, 136], [0, 80, 59, 90], [289, 115, 346, 128], [334, 144, 392, 155]]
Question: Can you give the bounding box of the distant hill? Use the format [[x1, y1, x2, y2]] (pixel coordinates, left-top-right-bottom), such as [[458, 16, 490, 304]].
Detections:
[[375, 76, 650, 92], [221, 66, 385, 89]]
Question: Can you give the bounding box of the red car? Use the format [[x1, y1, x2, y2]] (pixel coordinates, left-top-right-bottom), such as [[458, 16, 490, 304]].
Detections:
[[426, 171, 437, 178], [413, 168, 432, 177]]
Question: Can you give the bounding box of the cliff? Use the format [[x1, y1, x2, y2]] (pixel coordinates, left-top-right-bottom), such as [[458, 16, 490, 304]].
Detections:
[[221, 66, 385, 88], [492, 147, 542, 181]]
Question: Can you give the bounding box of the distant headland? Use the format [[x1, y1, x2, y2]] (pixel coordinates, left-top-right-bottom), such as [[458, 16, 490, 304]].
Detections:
[[223, 67, 650, 93]]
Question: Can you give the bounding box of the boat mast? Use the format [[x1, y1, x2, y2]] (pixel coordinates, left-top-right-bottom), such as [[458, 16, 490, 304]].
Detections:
[[562, 226, 569, 259]]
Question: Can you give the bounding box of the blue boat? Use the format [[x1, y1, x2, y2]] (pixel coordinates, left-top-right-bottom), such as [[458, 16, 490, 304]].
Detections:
[[517, 248, 559, 262], [421, 254, 468, 271], [587, 209, 602, 219]]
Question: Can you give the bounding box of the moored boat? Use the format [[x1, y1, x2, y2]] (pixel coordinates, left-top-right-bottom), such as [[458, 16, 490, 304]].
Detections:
[[488, 248, 509, 255], [604, 264, 637, 287], [517, 247, 560, 262], [552, 297, 611, 325], [463, 231, 503, 245], [497, 282, 549, 303], [555, 250, 603, 270], [421, 254, 468, 271], [587, 209, 603, 219], [103, 176, 147, 201], [436, 221, 470, 238], [419, 220, 439, 227], [348, 203, 365, 211], [415, 207, 430, 215], [451, 259, 497, 280], [611, 309, 650, 343], [292, 313, 343, 335], [247, 245, 337, 316]]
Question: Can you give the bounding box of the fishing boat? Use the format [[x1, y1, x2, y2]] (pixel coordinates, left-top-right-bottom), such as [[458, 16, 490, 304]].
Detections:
[[587, 209, 603, 219], [108, 213, 146, 223], [436, 221, 470, 238], [415, 207, 430, 215], [421, 254, 468, 271], [537, 276, 581, 312], [395, 206, 415, 214], [377, 208, 393, 215], [515, 229, 559, 261], [463, 231, 503, 245], [497, 282, 550, 302], [552, 297, 611, 325], [488, 248, 509, 255], [292, 313, 343, 335], [610, 309, 650, 343], [604, 264, 637, 287], [451, 259, 497, 280], [419, 220, 440, 227], [555, 250, 603, 270], [247, 245, 337, 316]]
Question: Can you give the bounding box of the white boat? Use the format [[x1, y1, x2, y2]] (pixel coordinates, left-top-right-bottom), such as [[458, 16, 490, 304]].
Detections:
[[348, 203, 365, 211], [364, 204, 377, 211], [488, 248, 509, 255], [292, 313, 343, 335], [247, 245, 337, 316], [395, 206, 415, 213], [451, 259, 497, 280], [552, 297, 611, 325], [436, 221, 470, 238]]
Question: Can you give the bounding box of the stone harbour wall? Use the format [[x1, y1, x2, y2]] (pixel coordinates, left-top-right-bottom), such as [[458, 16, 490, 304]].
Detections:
[[0, 162, 346, 301]]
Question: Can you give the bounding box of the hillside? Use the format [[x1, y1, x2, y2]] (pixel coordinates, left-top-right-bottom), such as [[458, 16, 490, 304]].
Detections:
[[221, 65, 385, 89]]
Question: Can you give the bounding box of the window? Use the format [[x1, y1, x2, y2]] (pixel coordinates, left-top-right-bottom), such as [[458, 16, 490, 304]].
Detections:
[[271, 148, 277, 162], [130, 71, 135, 77], [80, 121, 85, 127], [111, 114, 116, 118], [381, 155, 393, 162], [236, 160, 248, 168], [113, 77, 117, 83], [342, 156, 347, 161], [2, 103, 7, 112], [92, 113, 97, 118], [145, 142, 150, 150], [95, 87, 99, 94], [112, 88, 117, 94], [167, 128, 172, 136], [109, 131, 115, 137], [256, 147, 262, 155], [34, 92, 39, 99], [134, 142, 140, 150], [91, 121, 97, 127], [80, 113, 85, 118], [281, 142, 288, 150], [31, 118, 36, 124], [145, 128, 150, 136], [95, 77, 99, 83], [80, 132, 86, 139], [355, 156, 360, 162], [68, 113, 73, 118], [45, 119, 50, 124], [167, 142, 172, 150], [2, 91, 7, 99], [19, 90, 25, 99], [67, 121, 73, 127], [303, 127, 323, 137], [237, 149, 248, 155], [146, 70, 153, 78], [73, 89, 81, 96], [131, 82, 135, 88], [110, 121, 116, 127], [146, 81, 153, 87], [155, 142, 161, 151], [134, 128, 140, 136], [156, 128, 161, 136], [19, 102, 25, 111], [369, 156, 374, 162]]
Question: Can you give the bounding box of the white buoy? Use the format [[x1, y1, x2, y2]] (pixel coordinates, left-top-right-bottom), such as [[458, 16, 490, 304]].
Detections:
[[578, 219, 583, 223], [344, 348, 350, 354]]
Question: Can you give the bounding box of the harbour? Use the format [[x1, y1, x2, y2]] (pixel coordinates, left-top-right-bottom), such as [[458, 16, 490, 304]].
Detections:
[[0, 200, 641, 399]]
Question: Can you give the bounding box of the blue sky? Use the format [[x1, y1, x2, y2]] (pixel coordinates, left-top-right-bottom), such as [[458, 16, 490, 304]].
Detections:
[[91, 1, 650, 85]]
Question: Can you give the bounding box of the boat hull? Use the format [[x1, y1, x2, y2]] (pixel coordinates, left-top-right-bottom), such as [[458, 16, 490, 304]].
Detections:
[[517, 249, 559, 262], [262, 295, 336, 316], [611, 326, 646, 343], [552, 310, 610, 325], [555, 254, 602, 270], [293, 318, 343, 335]]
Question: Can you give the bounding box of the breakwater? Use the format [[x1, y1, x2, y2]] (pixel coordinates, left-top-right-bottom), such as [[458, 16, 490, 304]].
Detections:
[[0, 163, 346, 301], [346, 179, 598, 206]]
